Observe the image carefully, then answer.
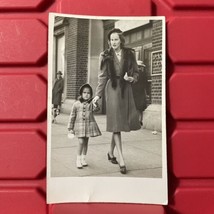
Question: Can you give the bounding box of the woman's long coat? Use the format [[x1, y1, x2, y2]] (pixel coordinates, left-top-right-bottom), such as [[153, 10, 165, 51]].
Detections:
[[95, 47, 141, 132], [52, 77, 64, 105]]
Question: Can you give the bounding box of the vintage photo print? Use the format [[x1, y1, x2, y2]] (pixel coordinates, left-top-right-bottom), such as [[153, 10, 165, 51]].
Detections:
[[47, 13, 167, 204]]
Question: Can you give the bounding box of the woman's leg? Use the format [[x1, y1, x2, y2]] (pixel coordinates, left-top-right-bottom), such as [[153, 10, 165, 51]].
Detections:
[[107, 134, 118, 164], [113, 132, 126, 174], [109, 134, 116, 157], [139, 110, 143, 126], [113, 132, 125, 166]]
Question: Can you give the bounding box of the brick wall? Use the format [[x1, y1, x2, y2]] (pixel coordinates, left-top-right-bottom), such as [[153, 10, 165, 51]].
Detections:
[[152, 75, 162, 104], [151, 20, 162, 104], [66, 18, 89, 99], [66, 18, 78, 99], [152, 20, 162, 52], [76, 19, 89, 97]]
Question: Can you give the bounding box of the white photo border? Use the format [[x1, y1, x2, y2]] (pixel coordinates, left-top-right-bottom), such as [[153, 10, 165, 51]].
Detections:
[[47, 13, 167, 205]]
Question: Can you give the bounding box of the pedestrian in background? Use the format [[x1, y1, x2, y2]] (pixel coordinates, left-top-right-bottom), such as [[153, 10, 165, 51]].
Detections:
[[132, 60, 149, 126], [68, 83, 101, 169], [93, 28, 141, 174], [52, 71, 64, 123]]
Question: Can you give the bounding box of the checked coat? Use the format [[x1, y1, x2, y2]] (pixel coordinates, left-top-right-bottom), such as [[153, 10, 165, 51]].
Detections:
[[67, 100, 101, 138]]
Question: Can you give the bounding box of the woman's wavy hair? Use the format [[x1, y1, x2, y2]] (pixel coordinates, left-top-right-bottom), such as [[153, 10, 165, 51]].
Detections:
[[107, 28, 125, 48]]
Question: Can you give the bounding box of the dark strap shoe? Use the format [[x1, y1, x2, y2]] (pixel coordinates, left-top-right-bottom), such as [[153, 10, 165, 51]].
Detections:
[[119, 165, 127, 174], [107, 153, 118, 164]]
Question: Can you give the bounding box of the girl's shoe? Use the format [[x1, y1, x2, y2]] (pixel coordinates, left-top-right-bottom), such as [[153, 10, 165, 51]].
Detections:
[[119, 165, 127, 174], [81, 158, 88, 167], [76, 159, 83, 169], [107, 153, 118, 164]]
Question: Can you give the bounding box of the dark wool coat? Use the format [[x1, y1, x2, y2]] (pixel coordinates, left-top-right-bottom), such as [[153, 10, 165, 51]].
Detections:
[[132, 67, 149, 112], [95, 47, 141, 132], [52, 77, 64, 105], [67, 100, 101, 138]]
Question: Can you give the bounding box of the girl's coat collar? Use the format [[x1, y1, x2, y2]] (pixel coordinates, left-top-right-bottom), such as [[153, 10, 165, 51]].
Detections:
[[79, 97, 93, 103]]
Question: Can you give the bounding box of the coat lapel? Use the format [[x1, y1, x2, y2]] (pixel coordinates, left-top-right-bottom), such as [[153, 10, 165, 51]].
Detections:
[[120, 49, 125, 70], [113, 51, 121, 68]]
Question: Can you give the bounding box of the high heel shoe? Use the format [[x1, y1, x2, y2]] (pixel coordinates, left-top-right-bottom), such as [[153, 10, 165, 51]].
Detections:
[[107, 153, 118, 164], [119, 165, 127, 174]]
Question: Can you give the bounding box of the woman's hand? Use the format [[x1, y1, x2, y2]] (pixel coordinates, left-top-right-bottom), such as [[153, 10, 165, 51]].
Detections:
[[93, 96, 100, 107], [124, 73, 134, 83]]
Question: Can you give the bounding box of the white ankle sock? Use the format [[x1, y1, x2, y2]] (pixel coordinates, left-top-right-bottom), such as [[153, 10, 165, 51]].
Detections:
[[76, 155, 82, 168], [81, 155, 88, 166]]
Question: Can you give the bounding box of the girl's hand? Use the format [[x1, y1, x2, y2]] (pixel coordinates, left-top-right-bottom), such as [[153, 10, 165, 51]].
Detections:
[[93, 96, 100, 106], [67, 131, 75, 139]]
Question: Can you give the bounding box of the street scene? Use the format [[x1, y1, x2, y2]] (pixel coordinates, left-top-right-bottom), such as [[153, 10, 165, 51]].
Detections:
[[51, 112, 162, 178]]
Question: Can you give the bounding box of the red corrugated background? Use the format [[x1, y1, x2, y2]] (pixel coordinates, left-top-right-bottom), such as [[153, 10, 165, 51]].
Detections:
[[0, 0, 213, 213]]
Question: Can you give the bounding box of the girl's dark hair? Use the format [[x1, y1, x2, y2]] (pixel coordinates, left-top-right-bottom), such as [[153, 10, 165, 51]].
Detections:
[[107, 28, 125, 48], [78, 83, 93, 103]]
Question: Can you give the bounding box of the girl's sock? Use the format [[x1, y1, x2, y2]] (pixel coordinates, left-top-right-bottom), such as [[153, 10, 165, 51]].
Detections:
[[76, 155, 82, 169], [81, 155, 88, 167]]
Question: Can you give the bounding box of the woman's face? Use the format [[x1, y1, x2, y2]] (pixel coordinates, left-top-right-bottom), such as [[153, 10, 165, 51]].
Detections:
[[82, 87, 91, 101], [110, 33, 121, 51]]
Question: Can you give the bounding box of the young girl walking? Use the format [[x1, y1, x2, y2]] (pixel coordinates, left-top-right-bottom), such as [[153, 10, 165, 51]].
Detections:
[[67, 83, 101, 169]]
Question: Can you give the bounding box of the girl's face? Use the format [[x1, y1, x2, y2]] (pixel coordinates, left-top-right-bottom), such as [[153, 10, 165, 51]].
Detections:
[[110, 33, 121, 51], [82, 87, 91, 101]]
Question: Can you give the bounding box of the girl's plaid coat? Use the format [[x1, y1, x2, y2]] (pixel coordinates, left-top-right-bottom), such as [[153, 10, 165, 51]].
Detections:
[[67, 100, 101, 138]]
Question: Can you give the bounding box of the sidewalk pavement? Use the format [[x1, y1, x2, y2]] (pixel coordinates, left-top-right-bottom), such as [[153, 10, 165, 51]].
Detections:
[[51, 113, 162, 178]]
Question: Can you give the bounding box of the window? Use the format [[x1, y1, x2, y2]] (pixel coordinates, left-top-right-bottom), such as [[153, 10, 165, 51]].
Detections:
[[144, 28, 152, 39], [130, 31, 142, 43], [133, 46, 142, 61], [124, 35, 130, 45]]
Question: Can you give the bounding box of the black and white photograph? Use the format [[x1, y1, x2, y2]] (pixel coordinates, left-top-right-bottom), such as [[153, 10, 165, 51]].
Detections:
[[47, 13, 167, 204]]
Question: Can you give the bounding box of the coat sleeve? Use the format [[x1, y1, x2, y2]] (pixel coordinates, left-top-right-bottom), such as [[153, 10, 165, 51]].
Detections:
[[67, 103, 77, 130], [95, 53, 108, 98], [131, 51, 139, 83]]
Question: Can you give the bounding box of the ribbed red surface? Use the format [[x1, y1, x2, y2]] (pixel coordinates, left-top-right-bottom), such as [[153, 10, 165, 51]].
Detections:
[[0, 0, 213, 213]]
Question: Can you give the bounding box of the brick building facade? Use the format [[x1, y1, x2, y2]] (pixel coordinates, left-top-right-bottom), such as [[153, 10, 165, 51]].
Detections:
[[151, 20, 162, 104]]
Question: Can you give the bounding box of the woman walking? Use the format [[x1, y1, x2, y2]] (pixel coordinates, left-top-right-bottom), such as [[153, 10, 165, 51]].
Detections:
[[93, 28, 141, 174]]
